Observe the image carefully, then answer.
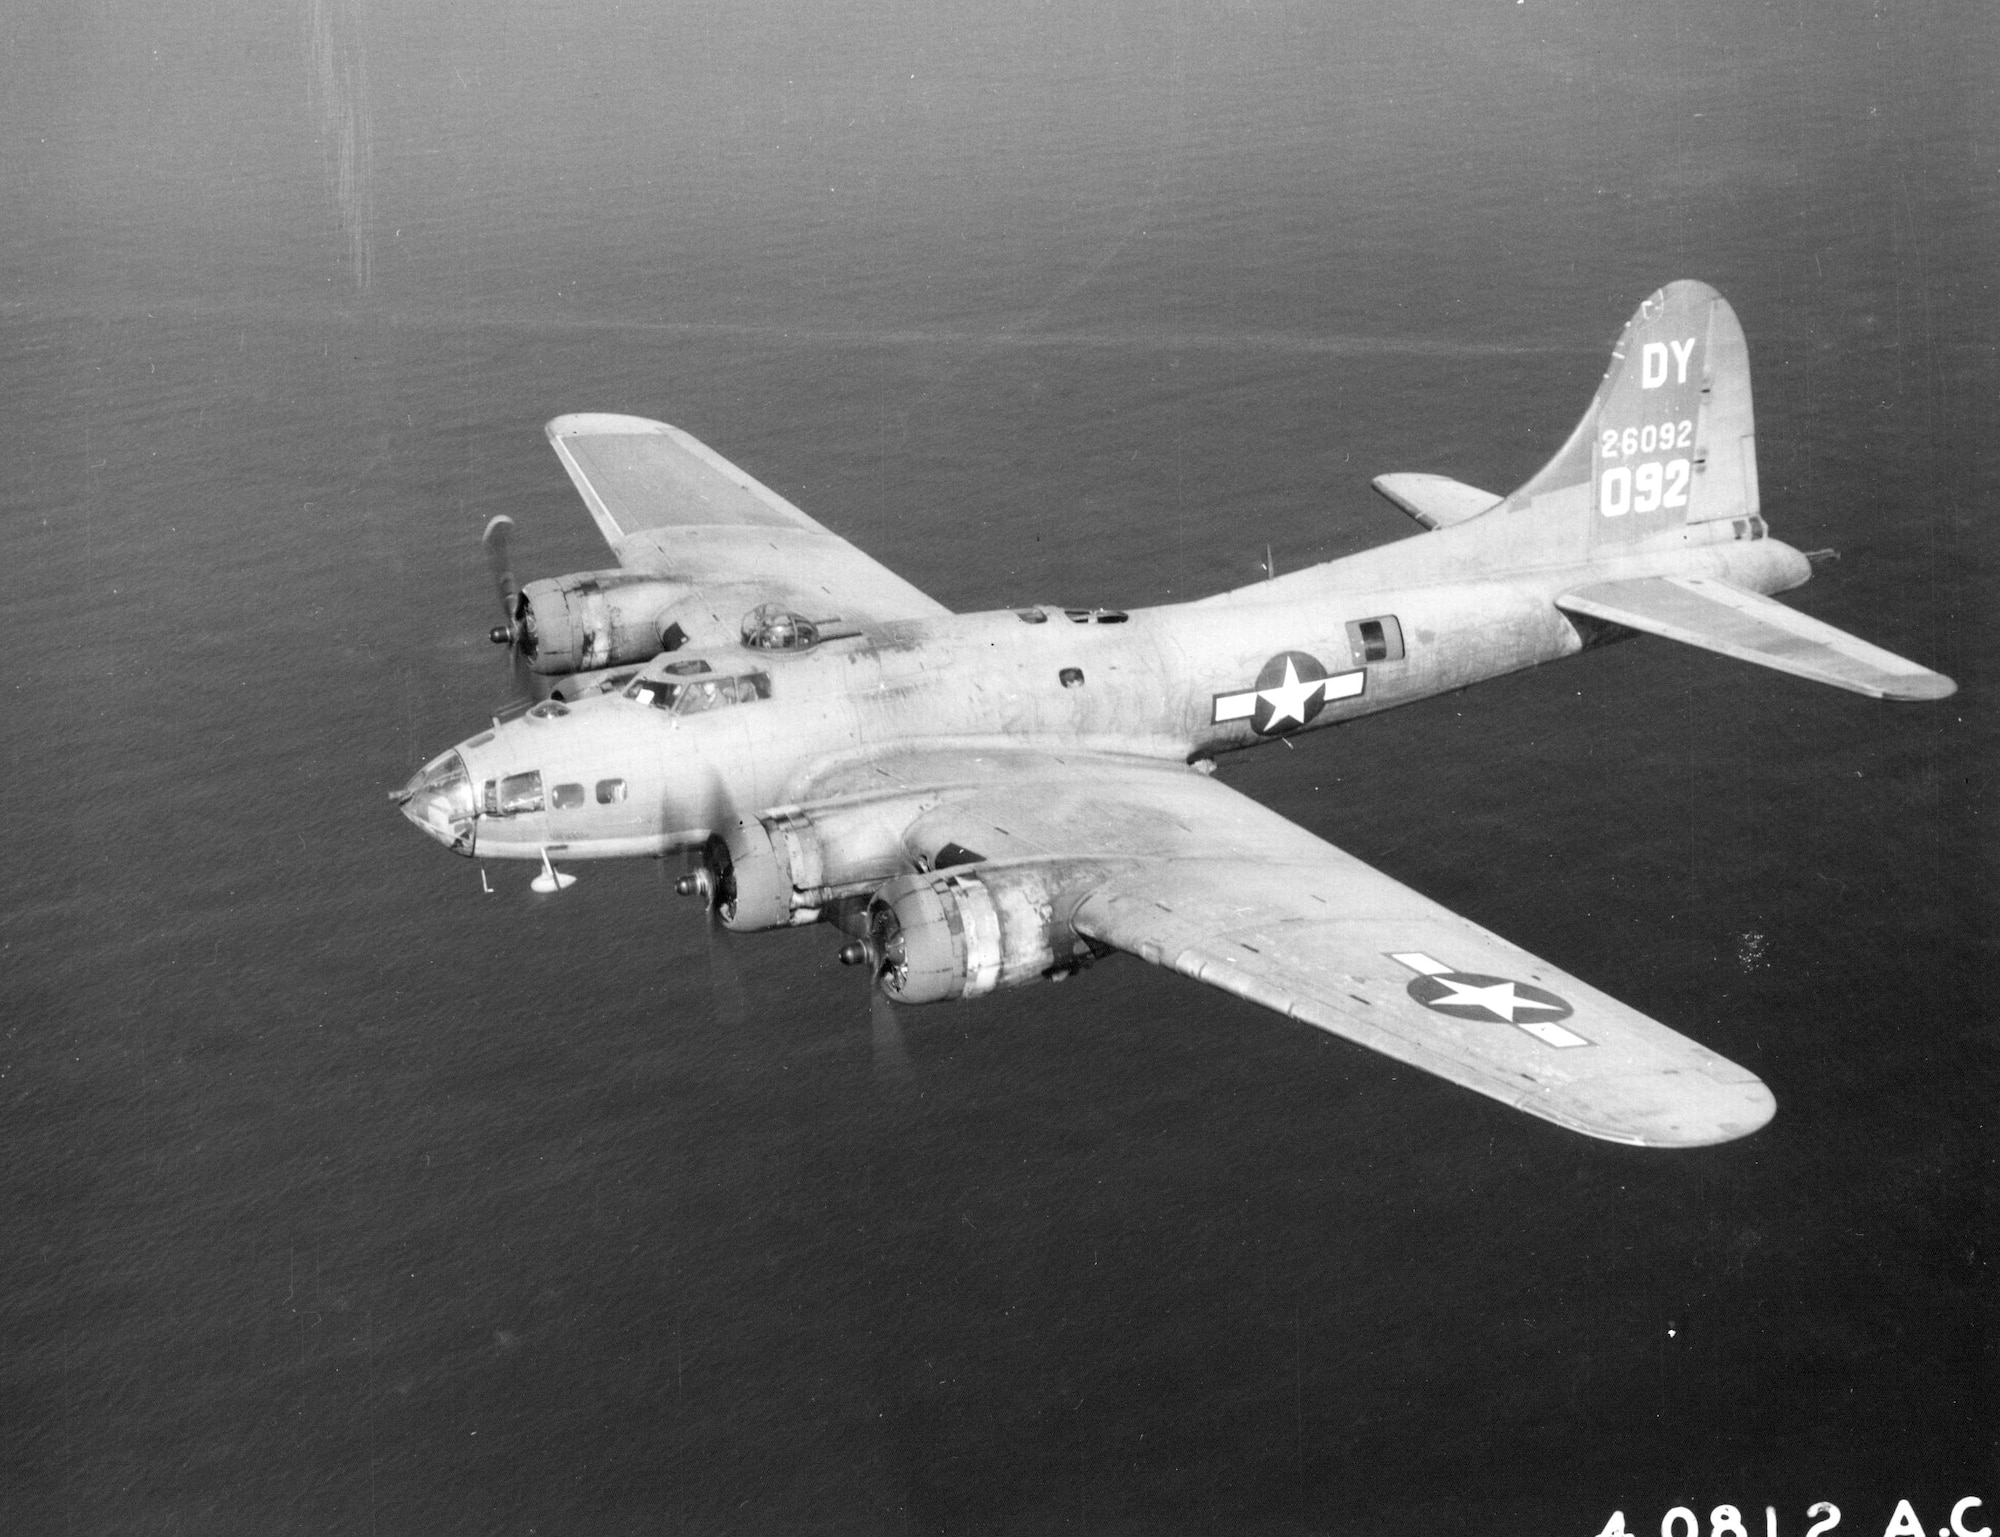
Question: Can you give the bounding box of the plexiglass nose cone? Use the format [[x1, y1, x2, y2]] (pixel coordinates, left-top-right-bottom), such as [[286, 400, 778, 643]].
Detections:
[[397, 751, 477, 855]]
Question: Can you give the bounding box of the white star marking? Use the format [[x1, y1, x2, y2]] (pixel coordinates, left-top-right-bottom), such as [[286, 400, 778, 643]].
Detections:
[[1256, 657, 1323, 728], [1426, 975, 1564, 1022]]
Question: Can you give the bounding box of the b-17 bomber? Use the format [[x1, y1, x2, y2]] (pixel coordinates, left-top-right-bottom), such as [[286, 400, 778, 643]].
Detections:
[[393, 282, 1954, 1148]]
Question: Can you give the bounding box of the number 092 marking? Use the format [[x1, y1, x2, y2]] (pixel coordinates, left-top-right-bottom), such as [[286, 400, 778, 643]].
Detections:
[[1600, 458, 1690, 517]]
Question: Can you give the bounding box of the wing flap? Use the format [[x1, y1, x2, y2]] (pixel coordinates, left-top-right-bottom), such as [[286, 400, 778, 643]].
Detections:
[[1558, 574, 1954, 700]]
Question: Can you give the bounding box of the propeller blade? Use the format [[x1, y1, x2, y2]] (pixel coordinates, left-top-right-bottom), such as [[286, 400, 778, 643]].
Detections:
[[483, 515, 519, 635], [704, 915, 749, 1032], [870, 986, 914, 1091], [677, 846, 748, 1031], [482, 514, 537, 703]]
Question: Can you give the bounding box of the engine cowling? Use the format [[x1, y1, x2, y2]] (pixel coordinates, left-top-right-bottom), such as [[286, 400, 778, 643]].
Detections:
[[694, 803, 944, 932], [707, 814, 825, 932], [518, 572, 688, 675], [866, 865, 1091, 1004]]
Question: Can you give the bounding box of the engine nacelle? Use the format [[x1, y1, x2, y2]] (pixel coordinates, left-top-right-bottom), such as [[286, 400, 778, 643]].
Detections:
[[708, 813, 826, 932], [867, 865, 1091, 1004], [700, 803, 919, 931], [519, 572, 688, 675]]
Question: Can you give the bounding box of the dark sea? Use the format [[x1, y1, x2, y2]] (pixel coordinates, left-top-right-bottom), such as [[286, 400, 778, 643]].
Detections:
[[3, 1, 1991, 1532]]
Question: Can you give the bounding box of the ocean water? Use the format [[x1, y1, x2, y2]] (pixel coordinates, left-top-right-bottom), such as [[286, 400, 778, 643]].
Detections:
[[1, 1, 1990, 1532]]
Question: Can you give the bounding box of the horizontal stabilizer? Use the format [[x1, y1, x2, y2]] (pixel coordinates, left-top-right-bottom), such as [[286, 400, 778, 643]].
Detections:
[[1557, 575, 1955, 700], [1372, 472, 1502, 530]]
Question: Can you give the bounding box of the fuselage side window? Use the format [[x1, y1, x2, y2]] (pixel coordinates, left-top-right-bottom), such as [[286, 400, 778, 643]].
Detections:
[[1345, 615, 1406, 666], [595, 778, 627, 805], [550, 782, 585, 810], [497, 771, 544, 815]]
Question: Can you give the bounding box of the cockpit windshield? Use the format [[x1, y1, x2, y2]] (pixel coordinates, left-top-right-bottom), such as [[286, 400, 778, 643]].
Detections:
[[624, 667, 770, 714]]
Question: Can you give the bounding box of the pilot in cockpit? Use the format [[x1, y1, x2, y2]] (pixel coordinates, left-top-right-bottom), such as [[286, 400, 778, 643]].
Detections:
[[624, 659, 770, 715]]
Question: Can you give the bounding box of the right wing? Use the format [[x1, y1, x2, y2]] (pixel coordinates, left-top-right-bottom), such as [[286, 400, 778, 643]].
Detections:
[[546, 413, 948, 628], [1558, 574, 1955, 700], [1072, 850, 1774, 1148], [797, 750, 1775, 1147]]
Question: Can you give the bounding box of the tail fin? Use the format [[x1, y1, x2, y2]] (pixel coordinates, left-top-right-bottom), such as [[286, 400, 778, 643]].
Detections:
[[1498, 281, 1761, 550]]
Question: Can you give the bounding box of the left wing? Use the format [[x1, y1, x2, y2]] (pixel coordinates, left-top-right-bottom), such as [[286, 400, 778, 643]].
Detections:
[[547, 413, 948, 628], [804, 750, 1774, 1147]]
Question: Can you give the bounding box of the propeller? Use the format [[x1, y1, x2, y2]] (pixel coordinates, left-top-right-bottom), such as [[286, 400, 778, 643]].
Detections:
[[870, 987, 914, 1091], [674, 844, 749, 1032], [673, 757, 754, 1032], [482, 514, 536, 703], [840, 903, 915, 1093]]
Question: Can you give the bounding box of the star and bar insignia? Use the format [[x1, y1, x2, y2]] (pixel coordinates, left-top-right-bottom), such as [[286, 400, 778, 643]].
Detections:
[[1212, 651, 1365, 736], [1389, 952, 1591, 1049]]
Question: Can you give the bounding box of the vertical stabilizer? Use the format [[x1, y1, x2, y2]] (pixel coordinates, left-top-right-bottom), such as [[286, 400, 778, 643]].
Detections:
[[1497, 281, 1759, 551]]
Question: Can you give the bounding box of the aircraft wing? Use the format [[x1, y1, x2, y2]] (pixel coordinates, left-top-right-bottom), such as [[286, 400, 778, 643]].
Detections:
[[1557, 575, 1954, 700], [546, 413, 949, 626], [808, 750, 1774, 1147]]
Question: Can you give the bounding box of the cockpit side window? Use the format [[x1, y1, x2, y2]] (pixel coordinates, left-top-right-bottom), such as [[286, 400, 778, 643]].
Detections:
[[497, 771, 544, 815], [673, 679, 730, 715]]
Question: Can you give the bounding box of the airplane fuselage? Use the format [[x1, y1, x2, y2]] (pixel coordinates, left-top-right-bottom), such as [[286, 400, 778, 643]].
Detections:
[[415, 515, 1810, 867]]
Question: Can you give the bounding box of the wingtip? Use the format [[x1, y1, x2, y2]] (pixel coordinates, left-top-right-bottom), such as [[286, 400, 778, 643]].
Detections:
[[1538, 1069, 1776, 1149], [544, 412, 676, 441], [1639, 1075, 1777, 1149], [1886, 671, 1957, 702]]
